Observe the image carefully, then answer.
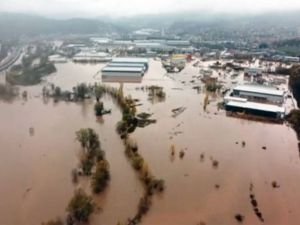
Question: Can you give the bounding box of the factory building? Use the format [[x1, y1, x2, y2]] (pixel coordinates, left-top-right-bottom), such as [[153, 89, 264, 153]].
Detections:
[[111, 57, 149, 71], [231, 85, 284, 105], [225, 101, 285, 119], [101, 67, 144, 83], [73, 52, 111, 62], [225, 84, 286, 120], [101, 57, 149, 83], [107, 63, 146, 71]]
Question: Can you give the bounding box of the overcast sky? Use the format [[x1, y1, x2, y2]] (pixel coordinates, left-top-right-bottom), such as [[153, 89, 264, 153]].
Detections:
[[1, 0, 300, 18]]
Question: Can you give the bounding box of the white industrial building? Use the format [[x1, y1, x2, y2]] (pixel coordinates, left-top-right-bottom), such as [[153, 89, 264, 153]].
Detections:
[[107, 63, 146, 71], [73, 52, 111, 62], [101, 57, 149, 83], [101, 67, 144, 83], [225, 101, 285, 119], [231, 85, 284, 105], [225, 84, 286, 119], [111, 57, 149, 70]]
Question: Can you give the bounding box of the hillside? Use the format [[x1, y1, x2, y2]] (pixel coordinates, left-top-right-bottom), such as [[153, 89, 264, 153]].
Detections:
[[0, 13, 125, 39]]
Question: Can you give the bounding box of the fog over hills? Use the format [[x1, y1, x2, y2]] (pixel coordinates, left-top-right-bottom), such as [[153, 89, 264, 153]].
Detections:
[[1, 11, 300, 40]]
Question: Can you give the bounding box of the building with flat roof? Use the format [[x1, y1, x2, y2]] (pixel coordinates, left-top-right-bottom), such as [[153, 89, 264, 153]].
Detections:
[[107, 63, 146, 71], [112, 57, 149, 63], [112, 57, 149, 70], [73, 52, 111, 62], [225, 84, 286, 120], [101, 66, 144, 83], [166, 40, 191, 47], [283, 56, 300, 63], [225, 101, 285, 119], [232, 85, 284, 105]]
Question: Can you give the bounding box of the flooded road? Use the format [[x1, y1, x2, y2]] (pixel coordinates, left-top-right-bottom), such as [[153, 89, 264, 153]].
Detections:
[[0, 59, 300, 225]]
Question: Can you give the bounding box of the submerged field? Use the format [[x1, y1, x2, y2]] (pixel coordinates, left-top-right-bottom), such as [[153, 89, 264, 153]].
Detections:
[[0, 59, 299, 225]]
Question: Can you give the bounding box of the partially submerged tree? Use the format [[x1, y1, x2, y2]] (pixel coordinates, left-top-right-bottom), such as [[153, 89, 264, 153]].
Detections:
[[67, 189, 95, 223], [74, 83, 89, 99], [76, 128, 102, 175], [41, 218, 64, 225], [76, 128, 100, 154], [94, 101, 104, 116], [91, 160, 110, 193], [95, 85, 105, 102]]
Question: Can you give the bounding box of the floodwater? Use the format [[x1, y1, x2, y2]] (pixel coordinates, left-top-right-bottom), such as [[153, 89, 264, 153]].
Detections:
[[0, 59, 300, 225]]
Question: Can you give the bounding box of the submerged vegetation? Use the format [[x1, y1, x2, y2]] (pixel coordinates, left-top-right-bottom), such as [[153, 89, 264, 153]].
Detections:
[[75, 128, 110, 192], [287, 65, 300, 139], [147, 85, 166, 102], [289, 65, 300, 107], [41, 218, 64, 225], [92, 84, 165, 225], [44, 128, 109, 224], [6, 46, 56, 85], [91, 159, 110, 193], [123, 137, 165, 224], [286, 110, 300, 139], [205, 82, 222, 93], [66, 189, 95, 224], [6, 62, 56, 85], [94, 84, 156, 138], [0, 83, 19, 101]]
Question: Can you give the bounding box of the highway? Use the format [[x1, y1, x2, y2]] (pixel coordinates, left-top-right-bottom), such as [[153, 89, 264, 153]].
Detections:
[[0, 48, 22, 72]]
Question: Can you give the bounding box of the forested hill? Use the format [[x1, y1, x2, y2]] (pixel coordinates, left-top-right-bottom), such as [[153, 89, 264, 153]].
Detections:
[[0, 13, 124, 39]]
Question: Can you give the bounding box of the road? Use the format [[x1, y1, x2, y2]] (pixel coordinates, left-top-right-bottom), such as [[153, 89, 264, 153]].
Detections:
[[0, 48, 22, 72]]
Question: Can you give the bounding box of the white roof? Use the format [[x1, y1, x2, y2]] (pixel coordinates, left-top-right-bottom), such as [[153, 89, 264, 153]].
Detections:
[[75, 52, 108, 57], [90, 38, 111, 44], [108, 63, 145, 68], [245, 67, 263, 71], [233, 85, 284, 96], [227, 101, 285, 113], [224, 96, 247, 103], [135, 43, 163, 47], [102, 66, 144, 72], [112, 57, 149, 64]]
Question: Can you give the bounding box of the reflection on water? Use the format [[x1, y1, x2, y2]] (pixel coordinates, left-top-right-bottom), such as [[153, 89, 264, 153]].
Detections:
[[0, 60, 300, 225]]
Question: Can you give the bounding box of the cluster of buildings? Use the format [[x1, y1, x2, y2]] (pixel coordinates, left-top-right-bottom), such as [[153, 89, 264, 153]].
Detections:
[[90, 38, 193, 55], [101, 57, 149, 83]]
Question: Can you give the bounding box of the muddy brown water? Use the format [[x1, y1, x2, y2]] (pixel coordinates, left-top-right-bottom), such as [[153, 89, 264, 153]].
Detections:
[[0, 60, 299, 225]]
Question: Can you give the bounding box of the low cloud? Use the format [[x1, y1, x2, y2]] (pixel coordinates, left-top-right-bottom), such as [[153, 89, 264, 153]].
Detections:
[[1, 0, 300, 18]]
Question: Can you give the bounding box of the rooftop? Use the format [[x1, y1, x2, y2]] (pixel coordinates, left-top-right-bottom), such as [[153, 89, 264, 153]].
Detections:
[[102, 66, 144, 72], [108, 63, 146, 68], [112, 57, 149, 64], [226, 101, 285, 113], [74, 52, 109, 57], [233, 85, 284, 96]]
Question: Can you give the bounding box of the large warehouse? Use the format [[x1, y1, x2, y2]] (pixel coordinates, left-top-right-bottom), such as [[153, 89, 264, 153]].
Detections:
[[111, 57, 149, 71], [107, 63, 146, 71], [225, 101, 285, 119], [231, 85, 284, 105], [225, 84, 286, 119], [101, 57, 149, 83], [101, 66, 144, 83]]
